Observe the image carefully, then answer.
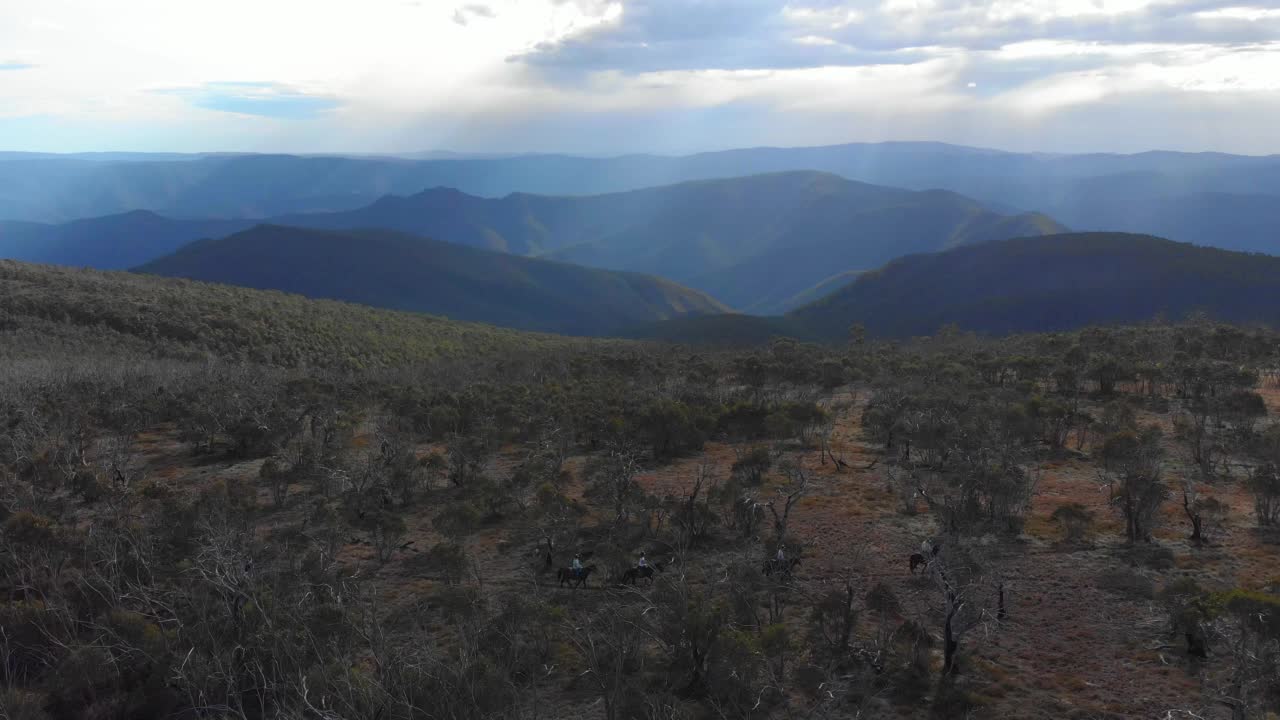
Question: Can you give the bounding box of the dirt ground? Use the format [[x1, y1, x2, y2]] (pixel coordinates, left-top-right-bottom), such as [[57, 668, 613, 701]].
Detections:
[[125, 385, 1280, 719]]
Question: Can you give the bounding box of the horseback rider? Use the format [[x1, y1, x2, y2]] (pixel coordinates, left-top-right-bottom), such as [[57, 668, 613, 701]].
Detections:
[[637, 551, 648, 569], [571, 553, 584, 578], [775, 545, 786, 563]]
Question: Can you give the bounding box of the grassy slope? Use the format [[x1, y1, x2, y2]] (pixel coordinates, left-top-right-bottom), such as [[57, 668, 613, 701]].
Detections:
[[0, 259, 595, 370]]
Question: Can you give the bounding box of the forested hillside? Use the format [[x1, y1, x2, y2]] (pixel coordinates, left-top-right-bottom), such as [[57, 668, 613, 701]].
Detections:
[[790, 232, 1280, 338], [0, 259, 582, 369], [136, 225, 727, 336]]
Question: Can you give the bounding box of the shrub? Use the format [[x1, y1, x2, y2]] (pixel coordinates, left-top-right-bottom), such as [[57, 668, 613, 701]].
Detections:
[[1096, 570, 1154, 600], [1050, 503, 1095, 543]]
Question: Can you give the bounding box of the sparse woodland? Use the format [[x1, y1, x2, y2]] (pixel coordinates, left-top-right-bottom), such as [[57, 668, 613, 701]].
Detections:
[[3, 264, 1280, 719]]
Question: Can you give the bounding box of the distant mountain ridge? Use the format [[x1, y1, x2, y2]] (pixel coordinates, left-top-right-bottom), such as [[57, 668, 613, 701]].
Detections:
[[2, 141, 1278, 257], [4, 171, 1066, 314], [135, 225, 728, 336], [288, 171, 1066, 312], [0, 211, 252, 270]]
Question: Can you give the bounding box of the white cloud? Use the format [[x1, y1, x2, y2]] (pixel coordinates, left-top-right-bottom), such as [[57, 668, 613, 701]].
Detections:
[[782, 4, 864, 28], [1, 0, 1278, 153], [1195, 6, 1280, 21], [794, 35, 839, 46]]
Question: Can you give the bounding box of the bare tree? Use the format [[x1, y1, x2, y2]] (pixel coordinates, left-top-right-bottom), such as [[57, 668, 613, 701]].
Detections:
[[585, 442, 642, 528], [566, 607, 647, 720], [928, 544, 1001, 676], [767, 457, 808, 543]]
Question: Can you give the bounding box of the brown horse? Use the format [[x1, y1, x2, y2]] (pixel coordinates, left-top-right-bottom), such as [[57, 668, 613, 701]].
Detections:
[[620, 561, 666, 585], [557, 564, 597, 588]]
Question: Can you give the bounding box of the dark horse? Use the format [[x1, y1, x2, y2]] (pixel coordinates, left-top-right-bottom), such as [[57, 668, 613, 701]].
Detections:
[[762, 557, 801, 577], [910, 543, 941, 574], [620, 561, 666, 586], [909, 553, 927, 574], [557, 564, 597, 589]]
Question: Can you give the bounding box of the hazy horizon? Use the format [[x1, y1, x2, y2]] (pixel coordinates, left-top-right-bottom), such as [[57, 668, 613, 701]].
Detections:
[[3, 138, 1279, 160]]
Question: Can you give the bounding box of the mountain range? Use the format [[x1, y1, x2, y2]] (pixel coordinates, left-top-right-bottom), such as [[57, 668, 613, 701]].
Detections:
[[2, 142, 1277, 255], [1, 171, 1064, 313], [135, 225, 727, 336]]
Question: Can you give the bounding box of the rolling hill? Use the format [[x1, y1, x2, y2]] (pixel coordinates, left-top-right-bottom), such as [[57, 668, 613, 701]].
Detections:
[[5, 172, 1065, 314], [0, 258, 591, 370], [135, 225, 727, 336], [788, 233, 1280, 338], [0, 211, 252, 270]]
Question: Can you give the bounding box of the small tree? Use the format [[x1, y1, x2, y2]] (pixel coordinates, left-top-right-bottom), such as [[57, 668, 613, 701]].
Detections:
[[1050, 502, 1095, 544], [1100, 427, 1169, 543], [673, 462, 718, 548], [354, 510, 407, 565], [1206, 590, 1280, 719], [928, 544, 998, 676], [1247, 464, 1280, 526], [809, 581, 858, 658], [446, 419, 497, 487], [585, 443, 641, 527], [1182, 482, 1228, 544], [731, 446, 772, 486], [565, 607, 647, 720], [767, 458, 808, 543]]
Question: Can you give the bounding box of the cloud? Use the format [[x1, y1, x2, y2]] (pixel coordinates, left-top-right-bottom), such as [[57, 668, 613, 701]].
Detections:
[[154, 81, 340, 119], [516, 0, 1280, 73], [1, 0, 1278, 154], [0, 60, 35, 70], [453, 3, 497, 25]]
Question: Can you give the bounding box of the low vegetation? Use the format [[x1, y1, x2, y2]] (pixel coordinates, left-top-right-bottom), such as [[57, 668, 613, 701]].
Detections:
[[2, 263, 1279, 719]]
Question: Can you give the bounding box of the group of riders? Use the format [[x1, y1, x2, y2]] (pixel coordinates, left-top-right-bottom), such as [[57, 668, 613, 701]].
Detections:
[[565, 536, 938, 585], [568, 549, 653, 579], [566, 546, 793, 580]]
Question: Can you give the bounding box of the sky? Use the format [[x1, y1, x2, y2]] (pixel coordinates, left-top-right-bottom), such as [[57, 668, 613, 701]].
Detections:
[[2, 0, 1279, 155]]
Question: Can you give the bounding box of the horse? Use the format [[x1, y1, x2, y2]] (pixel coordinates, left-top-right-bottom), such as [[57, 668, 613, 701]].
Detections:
[[909, 553, 927, 574], [557, 564, 597, 589], [762, 557, 801, 577], [620, 561, 666, 586]]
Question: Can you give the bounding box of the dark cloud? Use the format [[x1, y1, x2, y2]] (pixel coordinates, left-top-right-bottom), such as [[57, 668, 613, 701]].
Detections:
[[513, 0, 1280, 74]]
